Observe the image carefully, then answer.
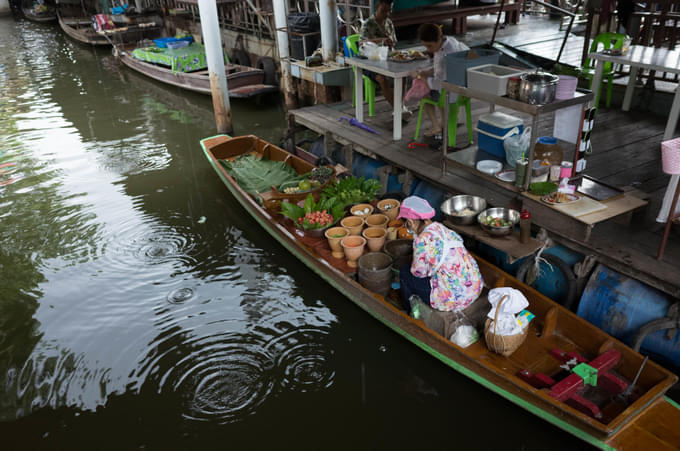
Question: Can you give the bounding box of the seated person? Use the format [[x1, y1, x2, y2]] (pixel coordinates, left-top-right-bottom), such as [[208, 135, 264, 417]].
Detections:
[[399, 196, 484, 316], [411, 24, 469, 136], [359, 0, 408, 115]]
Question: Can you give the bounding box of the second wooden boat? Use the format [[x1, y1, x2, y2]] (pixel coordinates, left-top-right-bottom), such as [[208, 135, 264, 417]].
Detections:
[[201, 134, 680, 450], [22, 4, 57, 23], [115, 44, 278, 98]]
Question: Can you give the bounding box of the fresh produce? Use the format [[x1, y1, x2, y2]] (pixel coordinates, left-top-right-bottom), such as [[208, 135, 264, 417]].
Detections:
[[280, 195, 345, 230], [481, 216, 512, 228], [309, 166, 333, 185], [219, 155, 299, 195], [322, 176, 381, 208], [298, 179, 312, 191]]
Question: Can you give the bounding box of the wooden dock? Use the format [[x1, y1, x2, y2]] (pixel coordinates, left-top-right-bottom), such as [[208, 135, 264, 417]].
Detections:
[[287, 98, 680, 299]]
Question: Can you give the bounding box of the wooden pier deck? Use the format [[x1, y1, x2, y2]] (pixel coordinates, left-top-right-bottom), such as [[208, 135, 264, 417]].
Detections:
[[288, 98, 680, 299]]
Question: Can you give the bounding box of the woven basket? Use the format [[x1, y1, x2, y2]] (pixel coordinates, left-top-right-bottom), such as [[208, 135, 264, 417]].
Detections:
[[484, 294, 528, 357], [661, 138, 680, 175]]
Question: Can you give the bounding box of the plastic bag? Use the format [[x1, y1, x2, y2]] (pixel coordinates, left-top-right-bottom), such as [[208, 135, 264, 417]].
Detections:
[[405, 78, 430, 103], [503, 126, 531, 168], [449, 312, 479, 348], [360, 42, 388, 61]]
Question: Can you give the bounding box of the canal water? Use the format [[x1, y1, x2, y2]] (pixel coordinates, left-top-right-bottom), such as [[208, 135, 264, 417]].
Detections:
[[0, 17, 586, 450]]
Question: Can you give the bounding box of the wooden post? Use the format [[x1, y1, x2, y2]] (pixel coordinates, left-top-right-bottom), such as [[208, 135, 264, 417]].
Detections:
[[198, 0, 233, 134], [273, 0, 298, 109]]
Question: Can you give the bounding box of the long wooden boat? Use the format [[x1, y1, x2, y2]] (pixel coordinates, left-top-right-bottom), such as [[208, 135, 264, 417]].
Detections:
[[23, 6, 57, 23], [201, 134, 680, 450], [115, 45, 278, 99], [57, 11, 161, 46]]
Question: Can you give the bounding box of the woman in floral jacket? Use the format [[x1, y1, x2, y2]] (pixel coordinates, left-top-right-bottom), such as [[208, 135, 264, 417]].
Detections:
[[398, 196, 484, 312]]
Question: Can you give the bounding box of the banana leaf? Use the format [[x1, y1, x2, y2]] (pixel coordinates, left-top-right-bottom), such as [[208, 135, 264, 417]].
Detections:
[[219, 155, 301, 195]]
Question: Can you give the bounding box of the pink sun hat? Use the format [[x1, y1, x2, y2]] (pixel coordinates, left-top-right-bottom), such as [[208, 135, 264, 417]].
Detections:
[[398, 196, 435, 220]]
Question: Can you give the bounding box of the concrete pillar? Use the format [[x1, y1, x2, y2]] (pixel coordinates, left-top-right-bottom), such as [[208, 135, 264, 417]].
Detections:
[[273, 0, 297, 109], [197, 0, 233, 134], [319, 0, 338, 62]]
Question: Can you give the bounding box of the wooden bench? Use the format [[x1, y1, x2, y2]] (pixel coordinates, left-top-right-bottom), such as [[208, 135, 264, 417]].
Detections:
[[392, 1, 523, 35]]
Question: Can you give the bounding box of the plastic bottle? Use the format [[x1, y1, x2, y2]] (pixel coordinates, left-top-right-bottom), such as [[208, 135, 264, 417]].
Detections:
[[520, 209, 531, 244]]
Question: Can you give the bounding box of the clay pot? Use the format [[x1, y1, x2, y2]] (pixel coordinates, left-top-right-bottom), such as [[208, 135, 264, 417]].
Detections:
[[362, 226, 387, 252], [377, 199, 400, 221], [341, 235, 366, 268], [386, 226, 398, 240], [340, 216, 365, 235], [350, 203, 374, 217], [365, 213, 389, 229], [388, 219, 404, 229], [325, 226, 350, 259]]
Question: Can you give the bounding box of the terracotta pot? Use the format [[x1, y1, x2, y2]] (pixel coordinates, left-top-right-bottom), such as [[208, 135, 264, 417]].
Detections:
[[362, 226, 387, 252], [388, 219, 404, 229], [350, 203, 374, 218], [377, 199, 400, 221], [341, 235, 366, 268], [340, 216, 365, 235], [325, 226, 350, 259], [386, 226, 398, 240], [365, 213, 389, 229]]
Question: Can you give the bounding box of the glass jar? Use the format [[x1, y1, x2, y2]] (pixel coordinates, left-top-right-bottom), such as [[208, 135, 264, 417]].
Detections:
[[534, 136, 563, 166], [507, 77, 521, 100]]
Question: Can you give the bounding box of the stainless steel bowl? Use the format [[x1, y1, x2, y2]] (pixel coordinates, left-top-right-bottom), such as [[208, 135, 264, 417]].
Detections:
[[441, 195, 487, 225], [477, 207, 520, 236], [519, 72, 559, 105]]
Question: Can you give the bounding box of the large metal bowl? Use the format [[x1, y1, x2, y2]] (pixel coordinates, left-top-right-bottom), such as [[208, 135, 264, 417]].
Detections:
[[477, 207, 520, 236], [519, 72, 559, 105], [441, 195, 487, 225]]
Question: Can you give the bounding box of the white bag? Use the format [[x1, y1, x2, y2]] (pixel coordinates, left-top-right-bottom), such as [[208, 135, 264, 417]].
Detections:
[[360, 41, 388, 61]]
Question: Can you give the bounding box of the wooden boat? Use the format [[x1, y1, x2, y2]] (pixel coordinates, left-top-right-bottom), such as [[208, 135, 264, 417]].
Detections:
[[200, 134, 680, 450], [57, 11, 161, 46], [114, 45, 278, 98], [23, 5, 57, 23]]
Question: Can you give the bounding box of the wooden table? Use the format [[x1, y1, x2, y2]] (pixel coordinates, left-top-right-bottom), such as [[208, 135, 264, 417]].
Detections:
[[348, 56, 431, 141], [589, 45, 680, 223]]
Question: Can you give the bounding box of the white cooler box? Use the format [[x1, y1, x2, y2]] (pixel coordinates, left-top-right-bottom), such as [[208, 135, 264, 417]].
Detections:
[[476, 112, 524, 159]]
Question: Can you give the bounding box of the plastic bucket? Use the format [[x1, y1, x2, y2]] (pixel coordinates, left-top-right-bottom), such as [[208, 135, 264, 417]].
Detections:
[[661, 138, 680, 175], [358, 252, 393, 296], [384, 239, 413, 270]]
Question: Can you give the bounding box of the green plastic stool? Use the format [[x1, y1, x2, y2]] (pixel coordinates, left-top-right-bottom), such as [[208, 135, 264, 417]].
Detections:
[[345, 34, 377, 117], [580, 32, 626, 109], [413, 90, 473, 147]]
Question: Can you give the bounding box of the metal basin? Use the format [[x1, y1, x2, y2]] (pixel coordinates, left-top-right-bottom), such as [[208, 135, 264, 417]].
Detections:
[[441, 195, 487, 225], [477, 207, 520, 236]]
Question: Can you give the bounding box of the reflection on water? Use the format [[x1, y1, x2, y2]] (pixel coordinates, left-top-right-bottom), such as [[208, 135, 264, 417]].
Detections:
[[0, 16, 587, 451]]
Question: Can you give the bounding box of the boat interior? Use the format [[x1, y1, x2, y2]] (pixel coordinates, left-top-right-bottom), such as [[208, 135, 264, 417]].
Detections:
[[205, 134, 678, 439]]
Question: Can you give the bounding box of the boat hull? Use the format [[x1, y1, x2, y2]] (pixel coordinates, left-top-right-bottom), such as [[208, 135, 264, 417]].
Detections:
[[117, 48, 278, 98], [201, 134, 680, 451], [23, 7, 57, 23], [58, 14, 110, 45]]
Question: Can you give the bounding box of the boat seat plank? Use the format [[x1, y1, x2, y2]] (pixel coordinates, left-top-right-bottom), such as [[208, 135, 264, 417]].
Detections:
[[607, 398, 680, 450]]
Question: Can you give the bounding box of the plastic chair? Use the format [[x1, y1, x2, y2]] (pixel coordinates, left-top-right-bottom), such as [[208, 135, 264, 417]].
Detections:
[[580, 32, 626, 109], [413, 90, 473, 147], [345, 34, 377, 117]]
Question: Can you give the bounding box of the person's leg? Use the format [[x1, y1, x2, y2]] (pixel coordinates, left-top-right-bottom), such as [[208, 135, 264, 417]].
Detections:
[[376, 74, 394, 107], [424, 90, 441, 135], [399, 264, 431, 311]]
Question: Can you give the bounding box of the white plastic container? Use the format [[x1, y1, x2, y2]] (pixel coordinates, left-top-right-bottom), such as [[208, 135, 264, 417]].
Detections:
[[467, 64, 528, 96]]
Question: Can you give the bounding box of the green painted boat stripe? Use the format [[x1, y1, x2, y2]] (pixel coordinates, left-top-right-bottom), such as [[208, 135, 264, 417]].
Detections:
[[201, 136, 616, 451], [665, 396, 680, 410]]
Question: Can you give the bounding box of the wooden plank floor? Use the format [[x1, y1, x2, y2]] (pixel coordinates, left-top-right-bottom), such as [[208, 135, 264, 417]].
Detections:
[[289, 98, 680, 298]]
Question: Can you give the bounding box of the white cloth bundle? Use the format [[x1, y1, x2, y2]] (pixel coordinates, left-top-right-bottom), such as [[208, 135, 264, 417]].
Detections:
[[487, 287, 529, 336]]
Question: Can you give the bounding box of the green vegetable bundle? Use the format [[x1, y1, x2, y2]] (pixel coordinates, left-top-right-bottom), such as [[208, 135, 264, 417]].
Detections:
[[321, 176, 381, 208]]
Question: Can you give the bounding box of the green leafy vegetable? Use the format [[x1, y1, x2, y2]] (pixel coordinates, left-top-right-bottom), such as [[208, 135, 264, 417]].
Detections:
[[322, 176, 381, 207], [219, 155, 300, 195]]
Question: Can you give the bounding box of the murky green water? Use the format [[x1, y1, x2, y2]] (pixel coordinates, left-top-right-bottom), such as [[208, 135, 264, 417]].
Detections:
[[0, 16, 587, 450]]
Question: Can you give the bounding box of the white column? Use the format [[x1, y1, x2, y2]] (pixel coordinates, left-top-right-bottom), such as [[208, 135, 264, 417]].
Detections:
[[273, 0, 297, 108], [319, 0, 338, 62], [198, 0, 232, 134]]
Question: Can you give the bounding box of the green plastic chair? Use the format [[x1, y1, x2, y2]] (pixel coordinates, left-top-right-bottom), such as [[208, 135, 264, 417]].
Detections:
[[345, 34, 377, 117], [413, 90, 473, 147], [580, 32, 626, 109]]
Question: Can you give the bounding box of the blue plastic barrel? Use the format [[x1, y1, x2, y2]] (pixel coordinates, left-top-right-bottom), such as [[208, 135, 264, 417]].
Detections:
[[577, 264, 680, 367], [350, 154, 402, 193]]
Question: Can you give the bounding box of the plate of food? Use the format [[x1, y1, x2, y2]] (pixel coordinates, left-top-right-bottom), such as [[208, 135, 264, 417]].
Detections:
[[407, 49, 428, 60], [389, 51, 414, 62], [541, 192, 580, 205]]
